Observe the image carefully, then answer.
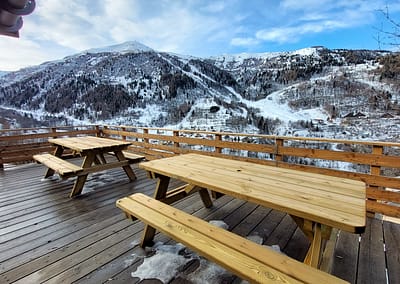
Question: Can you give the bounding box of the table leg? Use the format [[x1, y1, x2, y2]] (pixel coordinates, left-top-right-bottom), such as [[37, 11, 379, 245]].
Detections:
[[98, 153, 107, 164], [69, 153, 96, 198], [93, 155, 101, 165], [141, 174, 171, 247], [93, 153, 107, 165], [114, 150, 136, 181], [290, 215, 328, 268], [291, 215, 314, 241], [304, 223, 322, 268], [186, 185, 213, 208], [199, 188, 213, 208], [45, 146, 64, 178]]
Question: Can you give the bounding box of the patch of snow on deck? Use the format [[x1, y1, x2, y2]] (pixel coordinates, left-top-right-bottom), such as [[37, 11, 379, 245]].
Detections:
[[41, 175, 62, 182], [83, 172, 115, 192], [183, 258, 233, 283], [130, 221, 283, 283], [246, 234, 263, 245], [131, 243, 192, 283], [209, 220, 229, 230]]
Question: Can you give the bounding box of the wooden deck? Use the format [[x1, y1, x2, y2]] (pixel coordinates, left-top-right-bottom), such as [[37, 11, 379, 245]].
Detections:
[[0, 160, 399, 284]]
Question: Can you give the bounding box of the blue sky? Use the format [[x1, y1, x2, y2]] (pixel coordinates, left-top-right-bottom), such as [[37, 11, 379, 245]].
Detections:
[[1, 0, 400, 71]]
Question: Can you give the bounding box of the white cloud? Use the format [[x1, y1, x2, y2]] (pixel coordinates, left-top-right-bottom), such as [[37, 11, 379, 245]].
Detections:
[[0, 38, 53, 71], [255, 19, 350, 44], [224, 0, 400, 48], [26, 0, 108, 50], [201, 1, 226, 13], [281, 0, 331, 10], [281, 0, 388, 12], [1, 0, 400, 70], [27, 0, 231, 55], [230, 37, 260, 47], [252, 0, 386, 45], [256, 27, 295, 44]]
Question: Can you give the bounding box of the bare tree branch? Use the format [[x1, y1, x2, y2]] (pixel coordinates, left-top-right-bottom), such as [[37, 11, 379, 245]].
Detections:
[[375, 5, 400, 50]]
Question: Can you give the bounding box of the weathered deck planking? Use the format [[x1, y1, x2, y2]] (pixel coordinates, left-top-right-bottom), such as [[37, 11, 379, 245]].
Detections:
[[0, 161, 399, 283], [357, 218, 387, 284], [384, 221, 400, 284], [331, 230, 360, 283]]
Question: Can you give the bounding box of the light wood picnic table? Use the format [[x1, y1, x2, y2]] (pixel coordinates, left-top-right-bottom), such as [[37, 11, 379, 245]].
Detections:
[[43, 136, 137, 197], [139, 153, 366, 268]]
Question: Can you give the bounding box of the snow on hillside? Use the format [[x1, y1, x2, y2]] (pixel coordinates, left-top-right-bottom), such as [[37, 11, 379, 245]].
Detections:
[[225, 86, 328, 122], [83, 41, 153, 54], [0, 41, 398, 141], [291, 47, 321, 57], [210, 51, 281, 68], [210, 47, 321, 69]]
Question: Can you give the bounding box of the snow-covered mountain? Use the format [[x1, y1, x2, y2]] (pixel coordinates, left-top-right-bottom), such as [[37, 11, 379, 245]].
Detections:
[[83, 41, 153, 54], [0, 42, 399, 141]]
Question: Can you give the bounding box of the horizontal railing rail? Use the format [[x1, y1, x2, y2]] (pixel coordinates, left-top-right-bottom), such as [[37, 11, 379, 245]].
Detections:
[[1, 124, 399, 218], [0, 125, 99, 165]]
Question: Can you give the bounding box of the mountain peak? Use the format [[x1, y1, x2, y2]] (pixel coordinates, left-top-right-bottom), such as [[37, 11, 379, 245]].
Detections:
[[83, 41, 153, 54], [290, 46, 322, 56]]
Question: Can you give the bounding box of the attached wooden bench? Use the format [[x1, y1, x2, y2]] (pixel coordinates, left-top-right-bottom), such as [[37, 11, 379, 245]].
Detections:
[[33, 151, 144, 180], [122, 151, 145, 163], [33, 153, 83, 179], [106, 151, 145, 163], [116, 193, 348, 284]]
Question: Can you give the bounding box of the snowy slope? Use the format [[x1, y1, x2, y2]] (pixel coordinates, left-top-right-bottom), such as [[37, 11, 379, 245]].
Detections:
[[225, 86, 327, 122], [84, 41, 153, 54], [0, 41, 398, 141]]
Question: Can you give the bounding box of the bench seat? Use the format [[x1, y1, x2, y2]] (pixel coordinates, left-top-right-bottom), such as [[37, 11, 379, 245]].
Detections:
[[116, 193, 347, 284], [33, 153, 83, 178], [122, 151, 145, 163]]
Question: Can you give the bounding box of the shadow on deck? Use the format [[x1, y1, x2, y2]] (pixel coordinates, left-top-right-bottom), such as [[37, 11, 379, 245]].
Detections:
[[0, 162, 399, 284]]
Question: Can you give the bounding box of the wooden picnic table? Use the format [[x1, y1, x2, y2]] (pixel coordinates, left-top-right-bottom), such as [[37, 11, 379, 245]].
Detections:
[[138, 153, 366, 269], [35, 136, 143, 197]]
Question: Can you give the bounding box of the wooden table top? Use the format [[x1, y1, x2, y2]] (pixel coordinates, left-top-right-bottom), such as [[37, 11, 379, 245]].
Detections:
[[48, 136, 132, 152], [139, 153, 366, 233]]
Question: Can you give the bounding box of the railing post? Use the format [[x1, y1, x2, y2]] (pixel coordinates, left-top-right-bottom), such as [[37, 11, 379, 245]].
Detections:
[[103, 126, 109, 138], [95, 125, 101, 137], [370, 145, 383, 176], [215, 134, 222, 154], [211, 133, 225, 198], [275, 138, 284, 166], [367, 145, 384, 217], [143, 128, 149, 148], [51, 127, 57, 139], [173, 130, 180, 150], [121, 127, 126, 141]]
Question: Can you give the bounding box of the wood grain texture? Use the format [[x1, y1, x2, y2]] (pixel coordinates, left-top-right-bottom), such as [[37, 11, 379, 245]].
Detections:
[[48, 136, 131, 153], [0, 163, 398, 283], [117, 193, 348, 284], [139, 154, 366, 233], [33, 153, 83, 177], [383, 221, 400, 284], [357, 218, 387, 284]]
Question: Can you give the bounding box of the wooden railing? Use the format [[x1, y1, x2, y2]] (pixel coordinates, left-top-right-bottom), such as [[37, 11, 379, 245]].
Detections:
[[0, 125, 99, 166], [1, 125, 400, 218]]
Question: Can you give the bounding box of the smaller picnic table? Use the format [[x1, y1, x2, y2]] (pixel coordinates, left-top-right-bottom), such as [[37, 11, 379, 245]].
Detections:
[[35, 136, 141, 197]]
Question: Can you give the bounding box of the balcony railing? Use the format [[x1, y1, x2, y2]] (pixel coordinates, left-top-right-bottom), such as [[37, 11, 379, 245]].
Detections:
[[1, 124, 399, 218]]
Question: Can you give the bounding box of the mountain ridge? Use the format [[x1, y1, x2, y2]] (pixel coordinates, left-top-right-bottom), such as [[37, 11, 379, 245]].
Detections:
[[0, 41, 399, 141], [83, 40, 154, 54]]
